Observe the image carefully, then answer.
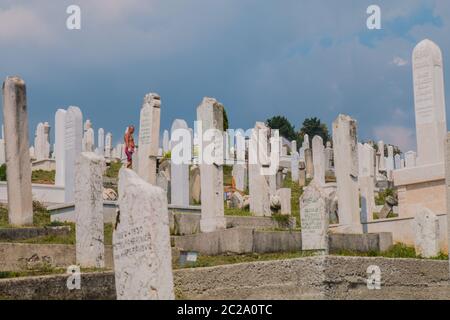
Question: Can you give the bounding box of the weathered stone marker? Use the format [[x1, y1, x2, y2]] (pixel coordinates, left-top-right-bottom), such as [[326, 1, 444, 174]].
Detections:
[[55, 109, 67, 186], [64, 106, 83, 203], [446, 132, 450, 276], [332, 114, 361, 233], [137, 93, 161, 185], [413, 39, 447, 166], [276, 188, 291, 215], [2, 76, 33, 226], [232, 131, 247, 192], [291, 151, 300, 182], [170, 119, 190, 206], [75, 152, 105, 268], [300, 181, 328, 252], [197, 97, 226, 232], [114, 168, 174, 300], [358, 143, 376, 226], [414, 207, 440, 258], [249, 122, 272, 216], [312, 135, 325, 185]]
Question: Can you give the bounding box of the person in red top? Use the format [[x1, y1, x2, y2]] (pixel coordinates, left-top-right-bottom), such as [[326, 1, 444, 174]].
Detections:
[[124, 126, 135, 168]]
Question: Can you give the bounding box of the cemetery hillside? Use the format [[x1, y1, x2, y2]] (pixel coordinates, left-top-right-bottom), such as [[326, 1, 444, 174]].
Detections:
[[0, 1, 450, 305]]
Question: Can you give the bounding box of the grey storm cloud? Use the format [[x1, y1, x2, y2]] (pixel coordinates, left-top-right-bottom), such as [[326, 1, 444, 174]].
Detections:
[[1, 0, 450, 152]]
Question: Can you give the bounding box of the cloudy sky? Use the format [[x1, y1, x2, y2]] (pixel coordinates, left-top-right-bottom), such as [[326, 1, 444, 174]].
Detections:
[[1, 0, 450, 152]]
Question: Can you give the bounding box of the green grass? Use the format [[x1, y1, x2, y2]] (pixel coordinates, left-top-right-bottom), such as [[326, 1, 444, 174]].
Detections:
[[31, 170, 55, 185], [0, 267, 108, 279], [0, 201, 52, 228], [224, 207, 252, 217], [105, 161, 122, 179], [16, 223, 114, 245], [0, 201, 114, 244], [375, 188, 395, 206], [333, 243, 448, 260], [223, 165, 233, 186], [174, 251, 315, 269], [271, 213, 293, 228], [282, 173, 302, 228]]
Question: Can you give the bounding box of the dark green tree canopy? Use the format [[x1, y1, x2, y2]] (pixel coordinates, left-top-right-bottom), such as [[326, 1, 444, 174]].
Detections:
[[223, 106, 229, 131], [299, 117, 331, 146], [266, 116, 298, 142]]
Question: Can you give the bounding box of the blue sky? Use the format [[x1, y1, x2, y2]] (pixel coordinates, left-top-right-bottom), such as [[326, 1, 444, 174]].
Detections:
[[1, 0, 450, 152]]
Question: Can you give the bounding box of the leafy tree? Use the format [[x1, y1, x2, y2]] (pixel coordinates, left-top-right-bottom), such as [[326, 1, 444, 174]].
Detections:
[[223, 107, 229, 131], [266, 116, 298, 142], [298, 117, 331, 146], [0, 164, 6, 181]]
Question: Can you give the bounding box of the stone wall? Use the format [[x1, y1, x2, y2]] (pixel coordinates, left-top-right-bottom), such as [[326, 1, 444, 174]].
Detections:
[[0, 256, 448, 300], [173, 228, 392, 255]]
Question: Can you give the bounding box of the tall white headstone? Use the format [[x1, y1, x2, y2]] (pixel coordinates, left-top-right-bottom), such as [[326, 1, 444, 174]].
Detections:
[[105, 132, 112, 159], [232, 131, 247, 192], [405, 151, 417, 168], [170, 119, 190, 206], [332, 115, 361, 233], [64, 106, 83, 203], [377, 141, 385, 172], [324, 141, 333, 173], [445, 133, 450, 276], [75, 152, 105, 268], [83, 120, 95, 152], [55, 109, 67, 186], [359, 143, 376, 225], [413, 39, 447, 166], [114, 169, 174, 300], [2, 77, 33, 226], [34, 122, 51, 161], [414, 207, 440, 258], [249, 122, 272, 217], [312, 135, 325, 186], [197, 97, 227, 232], [97, 128, 105, 156], [300, 181, 328, 252], [291, 151, 300, 183], [137, 93, 161, 184], [162, 130, 170, 154]]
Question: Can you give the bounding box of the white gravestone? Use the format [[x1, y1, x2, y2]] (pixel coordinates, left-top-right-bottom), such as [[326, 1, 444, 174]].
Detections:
[[2, 77, 33, 226], [105, 132, 112, 159], [170, 119, 190, 206], [445, 133, 450, 276], [324, 141, 333, 173], [312, 135, 325, 186], [413, 39, 447, 166], [276, 188, 291, 215], [64, 106, 83, 203], [232, 131, 247, 192], [332, 114, 361, 233], [162, 130, 170, 154], [414, 207, 440, 258], [83, 120, 95, 152], [300, 181, 329, 251], [34, 122, 51, 160], [291, 151, 300, 183], [405, 151, 417, 168], [137, 93, 161, 184], [97, 128, 105, 156], [377, 141, 385, 172], [197, 97, 227, 232], [75, 152, 105, 268], [114, 168, 174, 300], [55, 109, 67, 186], [249, 122, 272, 216], [359, 143, 376, 225]]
